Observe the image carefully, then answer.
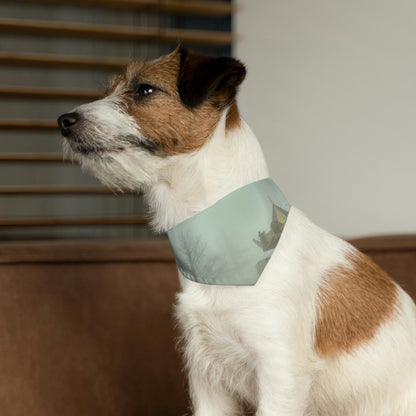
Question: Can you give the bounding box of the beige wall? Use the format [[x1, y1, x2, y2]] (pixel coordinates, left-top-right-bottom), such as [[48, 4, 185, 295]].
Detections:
[[234, 0, 416, 238]]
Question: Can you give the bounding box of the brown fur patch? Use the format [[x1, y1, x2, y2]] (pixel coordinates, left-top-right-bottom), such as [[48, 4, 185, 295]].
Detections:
[[108, 50, 224, 156], [226, 99, 241, 130], [315, 251, 398, 358]]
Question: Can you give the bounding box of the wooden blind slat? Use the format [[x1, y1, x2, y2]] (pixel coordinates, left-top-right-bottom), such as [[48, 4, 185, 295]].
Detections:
[[0, 87, 101, 100], [0, 215, 148, 226], [9, 0, 234, 17], [0, 52, 129, 70], [0, 120, 58, 130], [0, 18, 234, 46], [0, 153, 64, 162], [0, 186, 135, 195], [156, 0, 234, 16]]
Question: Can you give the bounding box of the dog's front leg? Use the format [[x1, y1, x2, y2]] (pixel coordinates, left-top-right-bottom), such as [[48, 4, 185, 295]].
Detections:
[[254, 346, 312, 416], [189, 368, 241, 416]]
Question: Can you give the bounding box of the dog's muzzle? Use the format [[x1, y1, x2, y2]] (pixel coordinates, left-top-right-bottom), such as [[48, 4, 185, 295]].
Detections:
[[57, 112, 80, 137]]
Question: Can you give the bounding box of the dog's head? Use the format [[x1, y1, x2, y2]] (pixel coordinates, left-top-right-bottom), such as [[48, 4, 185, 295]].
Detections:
[[58, 47, 246, 191]]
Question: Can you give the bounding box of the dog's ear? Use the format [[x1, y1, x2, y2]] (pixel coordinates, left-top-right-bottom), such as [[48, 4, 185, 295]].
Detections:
[[178, 48, 246, 108]]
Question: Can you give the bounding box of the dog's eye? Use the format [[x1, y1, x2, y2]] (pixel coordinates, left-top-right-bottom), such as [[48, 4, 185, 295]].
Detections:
[[134, 84, 156, 98]]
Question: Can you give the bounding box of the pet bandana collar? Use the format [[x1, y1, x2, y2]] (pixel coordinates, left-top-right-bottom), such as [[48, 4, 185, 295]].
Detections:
[[167, 178, 290, 286]]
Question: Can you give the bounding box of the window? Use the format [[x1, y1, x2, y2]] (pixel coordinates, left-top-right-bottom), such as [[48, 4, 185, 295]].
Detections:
[[0, 0, 233, 240]]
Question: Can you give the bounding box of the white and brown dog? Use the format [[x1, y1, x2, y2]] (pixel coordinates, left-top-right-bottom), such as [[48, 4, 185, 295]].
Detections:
[[58, 48, 416, 415]]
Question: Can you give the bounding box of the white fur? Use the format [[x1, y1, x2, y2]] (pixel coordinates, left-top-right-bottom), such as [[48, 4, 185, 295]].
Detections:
[[63, 89, 168, 191], [64, 97, 416, 415]]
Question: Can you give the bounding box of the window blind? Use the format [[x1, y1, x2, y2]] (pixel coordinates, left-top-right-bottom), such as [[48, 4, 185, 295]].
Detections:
[[0, 0, 234, 240]]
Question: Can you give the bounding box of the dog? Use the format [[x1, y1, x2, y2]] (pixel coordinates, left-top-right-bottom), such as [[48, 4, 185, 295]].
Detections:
[[58, 47, 416, 415]]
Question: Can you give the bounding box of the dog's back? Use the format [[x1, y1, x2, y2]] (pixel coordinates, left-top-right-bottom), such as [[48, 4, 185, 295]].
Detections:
[[284, 208, 416, 415]]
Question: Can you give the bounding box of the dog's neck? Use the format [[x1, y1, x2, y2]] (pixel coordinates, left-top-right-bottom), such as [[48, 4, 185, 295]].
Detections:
[[145, 112, 270, 233]]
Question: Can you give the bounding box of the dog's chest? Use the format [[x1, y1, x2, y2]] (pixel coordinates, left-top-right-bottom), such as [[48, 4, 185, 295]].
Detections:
[[176, 290, 257, 395]]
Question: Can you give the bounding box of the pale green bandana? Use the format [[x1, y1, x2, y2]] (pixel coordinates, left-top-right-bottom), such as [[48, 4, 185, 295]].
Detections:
[[167, 178, 290, 286]]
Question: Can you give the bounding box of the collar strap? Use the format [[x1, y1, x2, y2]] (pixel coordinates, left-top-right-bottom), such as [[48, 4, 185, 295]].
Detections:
[[167, 178, 290, 286]]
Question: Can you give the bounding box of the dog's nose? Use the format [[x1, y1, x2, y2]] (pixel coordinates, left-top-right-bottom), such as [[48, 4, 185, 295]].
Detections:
[[57, 112, 80, 136]]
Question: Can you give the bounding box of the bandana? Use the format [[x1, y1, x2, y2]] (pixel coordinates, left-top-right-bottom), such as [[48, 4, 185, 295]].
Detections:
[[167, 178, 290, 286]]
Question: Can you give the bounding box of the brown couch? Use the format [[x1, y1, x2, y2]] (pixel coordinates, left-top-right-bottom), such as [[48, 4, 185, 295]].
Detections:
[[0, 236, 415, 416]]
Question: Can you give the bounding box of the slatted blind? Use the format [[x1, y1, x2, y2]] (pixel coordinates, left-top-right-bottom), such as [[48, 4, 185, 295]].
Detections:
[[0, 0, 233, 241]]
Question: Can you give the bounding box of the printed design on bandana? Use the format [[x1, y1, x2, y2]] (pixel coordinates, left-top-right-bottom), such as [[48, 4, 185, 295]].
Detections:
[[253, 203, 289, 275]]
